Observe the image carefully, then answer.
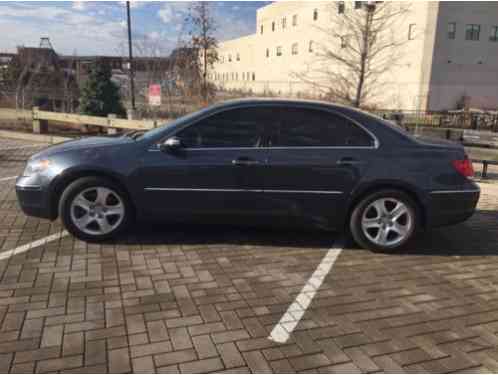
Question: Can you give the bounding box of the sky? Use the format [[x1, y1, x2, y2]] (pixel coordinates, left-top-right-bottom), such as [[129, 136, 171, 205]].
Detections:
[[0, 1, 268, 56]]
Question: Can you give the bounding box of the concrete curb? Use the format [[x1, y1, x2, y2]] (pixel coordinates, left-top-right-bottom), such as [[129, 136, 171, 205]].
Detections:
[[0, 130, 72, 144]]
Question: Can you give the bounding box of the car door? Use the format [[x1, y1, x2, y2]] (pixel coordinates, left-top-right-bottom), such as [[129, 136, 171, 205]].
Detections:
[[137, 106, 271, 218], [263, 106, 377, 228]]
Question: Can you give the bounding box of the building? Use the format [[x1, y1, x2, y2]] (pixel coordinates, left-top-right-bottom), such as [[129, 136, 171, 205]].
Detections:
[[209, 1, 498, 111]]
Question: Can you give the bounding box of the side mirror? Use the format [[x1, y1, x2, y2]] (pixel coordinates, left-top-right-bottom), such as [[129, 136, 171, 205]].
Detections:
[[160, 137, 183, 153]]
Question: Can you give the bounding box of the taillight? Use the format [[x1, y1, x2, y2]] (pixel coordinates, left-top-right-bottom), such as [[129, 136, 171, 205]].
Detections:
[[452, 158, 474, 178]]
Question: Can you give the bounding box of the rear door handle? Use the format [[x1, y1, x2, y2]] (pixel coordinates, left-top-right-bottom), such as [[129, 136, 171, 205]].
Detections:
[[232, 157, 260, 166], [337, 157, 363, 166]]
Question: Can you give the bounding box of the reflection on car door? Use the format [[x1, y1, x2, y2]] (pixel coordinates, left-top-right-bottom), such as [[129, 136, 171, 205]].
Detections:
[[138, 106, 274, 219], [264, 106, 376, 228]]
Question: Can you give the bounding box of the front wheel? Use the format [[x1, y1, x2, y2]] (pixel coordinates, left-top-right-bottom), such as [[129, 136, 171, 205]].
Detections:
[[59, 177, 132, 242], [350, 190, 419, 252]]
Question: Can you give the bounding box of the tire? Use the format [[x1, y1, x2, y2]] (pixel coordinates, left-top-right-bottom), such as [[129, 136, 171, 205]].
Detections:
[[349, 189, 419, 252], [59, 176, 132, 242]]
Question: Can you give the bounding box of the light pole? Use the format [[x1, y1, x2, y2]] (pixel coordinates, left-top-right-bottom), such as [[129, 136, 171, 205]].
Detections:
[[126, 1, 136, 115]]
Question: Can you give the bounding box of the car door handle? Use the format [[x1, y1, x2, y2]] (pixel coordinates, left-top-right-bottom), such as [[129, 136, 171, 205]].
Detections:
[[337, 157, 363, 165], [232, 157, 260, 166]]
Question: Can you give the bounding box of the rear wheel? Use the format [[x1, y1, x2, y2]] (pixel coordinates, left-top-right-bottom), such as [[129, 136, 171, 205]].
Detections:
[[59, 177, 132, 242], [350, 190, 419, 252]]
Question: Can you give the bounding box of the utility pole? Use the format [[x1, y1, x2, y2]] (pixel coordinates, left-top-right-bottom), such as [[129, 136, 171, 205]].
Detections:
[[126, 1, 136, 115]]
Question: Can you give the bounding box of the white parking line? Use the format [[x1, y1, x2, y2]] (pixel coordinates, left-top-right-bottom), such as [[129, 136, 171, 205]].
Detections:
[[268, 241, 343, 344], [0, 176, 17, 182], [0, 231, 69, 261]]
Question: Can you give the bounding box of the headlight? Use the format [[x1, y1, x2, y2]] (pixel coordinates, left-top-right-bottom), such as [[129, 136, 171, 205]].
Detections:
[[23, 159, 52, 177]]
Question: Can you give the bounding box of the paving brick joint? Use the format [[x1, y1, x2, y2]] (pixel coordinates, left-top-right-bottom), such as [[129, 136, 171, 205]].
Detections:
[[1, 136, 498, 373]]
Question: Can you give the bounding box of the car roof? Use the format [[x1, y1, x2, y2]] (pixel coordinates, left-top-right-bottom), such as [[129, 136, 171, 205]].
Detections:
[[212, 97, 350, 111]]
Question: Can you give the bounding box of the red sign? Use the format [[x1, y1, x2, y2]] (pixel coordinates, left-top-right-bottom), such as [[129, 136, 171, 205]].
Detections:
[[148, 84, 161, 106]]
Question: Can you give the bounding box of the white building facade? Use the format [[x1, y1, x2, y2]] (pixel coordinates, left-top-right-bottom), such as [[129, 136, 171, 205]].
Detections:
[[209, 1, 498, 111]]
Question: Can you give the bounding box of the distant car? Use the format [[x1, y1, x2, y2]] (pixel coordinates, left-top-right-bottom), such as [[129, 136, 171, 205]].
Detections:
[[16, 99, 480, 252]]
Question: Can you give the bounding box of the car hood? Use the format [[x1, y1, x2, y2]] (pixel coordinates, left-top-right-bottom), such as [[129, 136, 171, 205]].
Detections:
[[30, 135, 132, 160]]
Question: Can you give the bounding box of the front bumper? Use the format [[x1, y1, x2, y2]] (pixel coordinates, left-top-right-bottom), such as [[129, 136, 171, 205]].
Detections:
[[15, 177, 54, 220], [426, 186, 480, 227]]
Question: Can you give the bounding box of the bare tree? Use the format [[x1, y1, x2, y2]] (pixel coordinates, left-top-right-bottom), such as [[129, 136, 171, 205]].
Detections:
[[294, 2, 411, 108], [185, 2, 218, 102]]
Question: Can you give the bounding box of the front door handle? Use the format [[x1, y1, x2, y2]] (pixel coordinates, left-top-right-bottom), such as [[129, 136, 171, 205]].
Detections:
[[337, 157, 363, 166], [232, 157, 260, 166]]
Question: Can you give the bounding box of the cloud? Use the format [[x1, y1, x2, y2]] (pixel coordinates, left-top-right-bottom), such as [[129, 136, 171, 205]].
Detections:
[[72, 2, 86, 11], [157, 2, 190, 24]]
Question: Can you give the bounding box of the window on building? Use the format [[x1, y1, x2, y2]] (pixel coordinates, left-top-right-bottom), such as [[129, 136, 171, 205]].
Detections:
[[338, 1, 345, 14], [228, 54, 232, 62], [354, 1, 362, 9], [276, 46, 283, 56], [236, 53, 240, 61], [282, 17, 287, 29], [272, 21, 275, 31], [260, 25, 264, 34], [313, 9, 318, 21], [266, 48, 270, 58], [448, 22, 456, 39], [242, 72, 245, 80], [273, 108, 374, 147], [340, 36, 348, 49], [292, 43, 298, 55], [220, 56, 224, 63], [292, 14, 298, 26], [252, 72, 255, 81], [235, 72, 238, 80], [466, 24, 480, 41], [490, 26, 498, 42], [408, 23, 416, 40], [309, 40, 314, 53]]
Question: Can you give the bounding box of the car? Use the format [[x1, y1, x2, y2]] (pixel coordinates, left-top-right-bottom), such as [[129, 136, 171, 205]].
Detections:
[[15, 99, 480, 252]]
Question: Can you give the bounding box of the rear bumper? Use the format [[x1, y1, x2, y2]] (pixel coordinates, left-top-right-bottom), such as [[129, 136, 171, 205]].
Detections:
[[426, 187, 480, 227], [15, 177, 55, 220]]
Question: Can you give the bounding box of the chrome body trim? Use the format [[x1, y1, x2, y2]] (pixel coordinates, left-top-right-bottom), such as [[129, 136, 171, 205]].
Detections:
[[430, 189, 480, 194], [144, 187, 343, 194]]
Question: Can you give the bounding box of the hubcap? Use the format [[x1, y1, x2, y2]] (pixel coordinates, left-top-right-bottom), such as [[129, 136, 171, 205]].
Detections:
[[361, 198, 413, 247], [70, 187, 125, 236]]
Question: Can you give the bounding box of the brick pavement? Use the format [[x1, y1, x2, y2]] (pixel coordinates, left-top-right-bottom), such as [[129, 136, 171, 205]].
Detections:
[[1, 137, 498, 373]]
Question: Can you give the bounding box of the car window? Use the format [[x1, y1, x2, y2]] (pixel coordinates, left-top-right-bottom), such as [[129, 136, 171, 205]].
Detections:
[[274, 108, 374, 147], [175, 107, 270, 148]]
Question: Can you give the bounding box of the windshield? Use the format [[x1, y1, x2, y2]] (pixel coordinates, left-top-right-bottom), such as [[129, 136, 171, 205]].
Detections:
[[135, 107, 212, 141]]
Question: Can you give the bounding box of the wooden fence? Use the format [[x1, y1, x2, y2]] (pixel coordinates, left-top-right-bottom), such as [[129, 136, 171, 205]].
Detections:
[[0, 107, 163, 135]]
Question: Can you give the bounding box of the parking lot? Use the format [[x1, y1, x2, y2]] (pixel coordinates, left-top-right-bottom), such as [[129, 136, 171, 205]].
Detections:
[[1, 137, 498, 373]]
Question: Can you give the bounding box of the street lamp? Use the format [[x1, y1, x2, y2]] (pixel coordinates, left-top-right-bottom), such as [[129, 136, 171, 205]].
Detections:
[[126, 1, 136, 115]]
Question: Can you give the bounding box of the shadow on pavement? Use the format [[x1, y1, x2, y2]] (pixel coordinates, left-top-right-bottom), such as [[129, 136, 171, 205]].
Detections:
[[106, 208, 497, 255]]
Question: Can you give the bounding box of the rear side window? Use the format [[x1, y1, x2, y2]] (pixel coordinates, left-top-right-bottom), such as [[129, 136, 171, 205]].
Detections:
[[176, 107, 271, 148], [273, 108, 374, 147]]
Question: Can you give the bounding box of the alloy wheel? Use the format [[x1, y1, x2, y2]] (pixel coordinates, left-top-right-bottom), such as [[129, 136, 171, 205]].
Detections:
[[70, 187, 125, 236], [361, 197, 413, 247]]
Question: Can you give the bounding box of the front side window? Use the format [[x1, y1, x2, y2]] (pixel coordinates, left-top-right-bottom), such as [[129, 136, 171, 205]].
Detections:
[[276, 46, 282, 56], [292, 14, 298, 26], [490, 26, 498, 42], [176, 108, 267, 149], [273, 108, 374, 147], [466, 24, 480, 41], [448, 22, 456, 39], [292, 43, 298, 55]]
